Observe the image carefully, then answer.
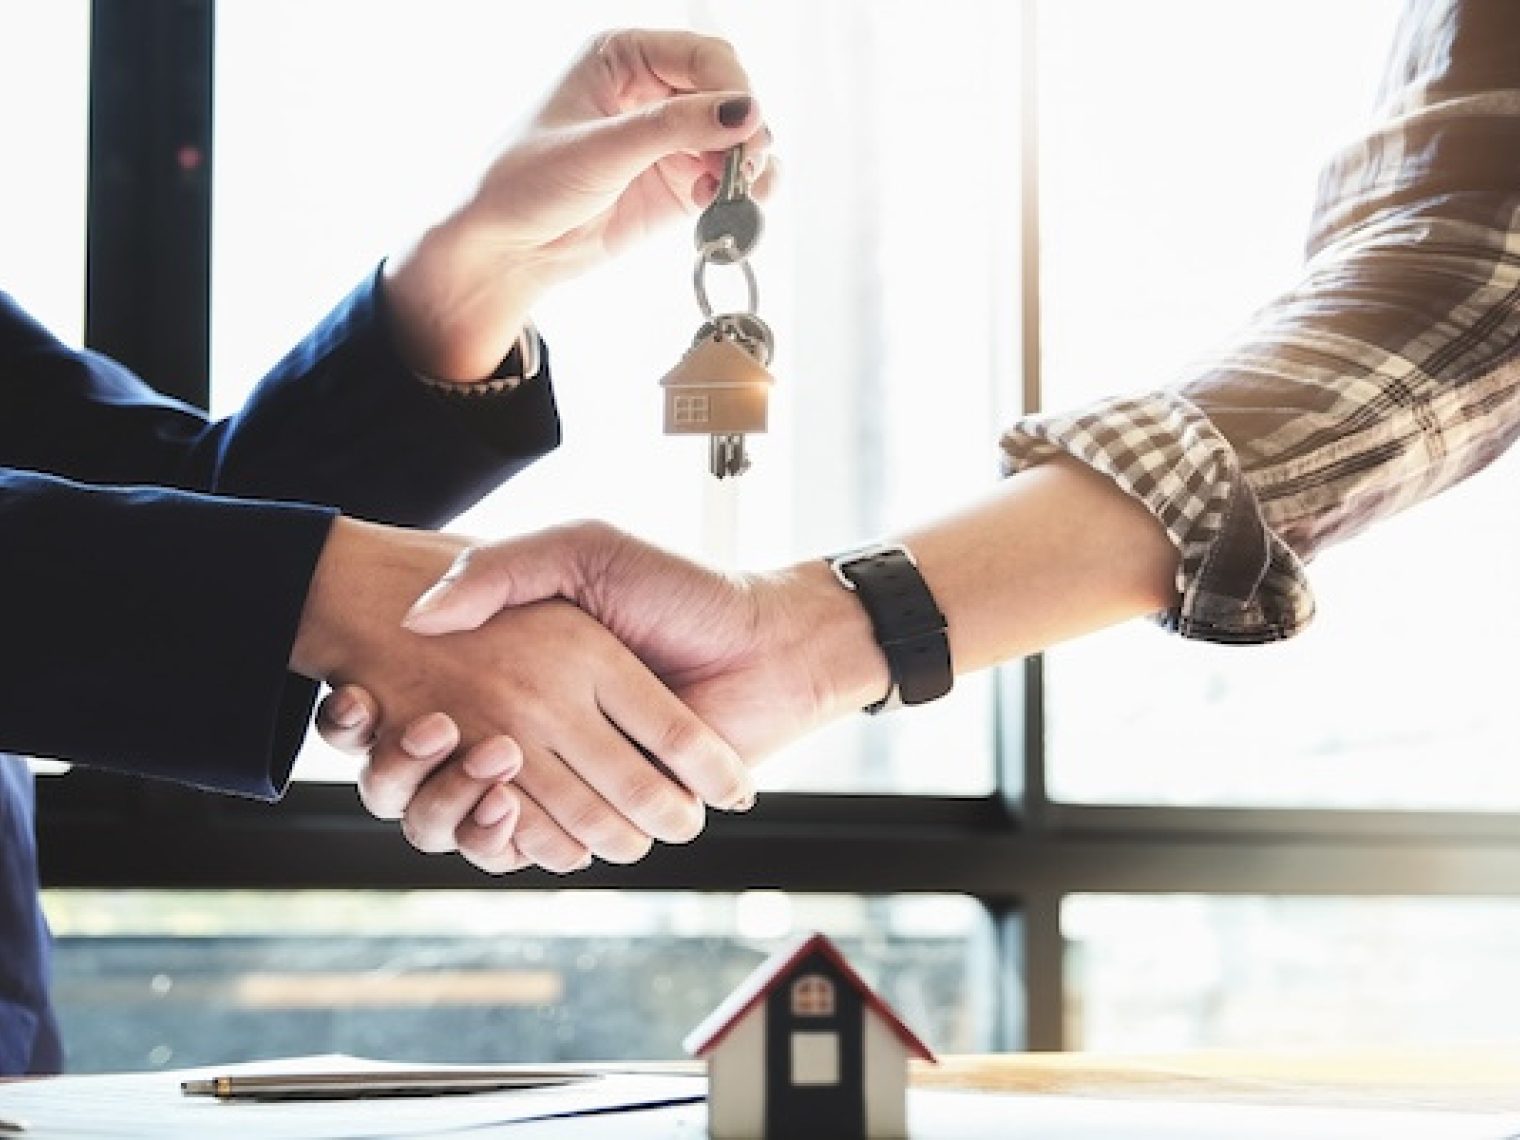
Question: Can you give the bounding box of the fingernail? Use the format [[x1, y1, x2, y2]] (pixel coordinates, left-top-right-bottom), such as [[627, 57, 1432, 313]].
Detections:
[[328, 692, 364, 728], [717, 96, 752, 128], [464, 739, 521, 780], [401, 583, 452, 631], [726, 791, 757, 813], [401, 715, 453, 758], [473, 785, 514, 828]]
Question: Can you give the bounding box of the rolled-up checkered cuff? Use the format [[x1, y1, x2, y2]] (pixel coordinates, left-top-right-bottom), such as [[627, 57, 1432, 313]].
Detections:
[[999, 393, 1316, 644]]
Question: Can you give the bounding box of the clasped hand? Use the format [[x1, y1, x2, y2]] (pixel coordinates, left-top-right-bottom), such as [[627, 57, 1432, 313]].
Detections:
[[315, 521, 880, 874]]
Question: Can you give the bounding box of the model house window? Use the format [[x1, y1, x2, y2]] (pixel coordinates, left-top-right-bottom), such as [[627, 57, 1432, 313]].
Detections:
[[791, 975, 836, 1018], [673, 394, 710, 427], [790, 1031, 840, 1086]]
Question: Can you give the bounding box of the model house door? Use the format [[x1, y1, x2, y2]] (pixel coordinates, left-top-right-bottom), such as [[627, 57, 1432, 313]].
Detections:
[[765, 972, 865, 1137]]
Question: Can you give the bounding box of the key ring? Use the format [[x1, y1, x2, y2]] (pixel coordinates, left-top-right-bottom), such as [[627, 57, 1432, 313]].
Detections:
[[693, 240, 759, 320]]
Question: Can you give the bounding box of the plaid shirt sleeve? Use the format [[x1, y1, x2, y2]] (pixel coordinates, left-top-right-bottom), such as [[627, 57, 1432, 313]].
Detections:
[[1001, 0, 1520, 645]]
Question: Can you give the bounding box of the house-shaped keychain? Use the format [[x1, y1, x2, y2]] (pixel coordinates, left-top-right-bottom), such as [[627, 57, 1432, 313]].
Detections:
[[660, 332, 774, 438], [684, 931, 936, 1139]]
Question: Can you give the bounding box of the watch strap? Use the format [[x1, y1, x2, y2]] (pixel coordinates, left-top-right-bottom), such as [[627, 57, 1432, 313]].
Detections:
[[827, 544, 953, 715]]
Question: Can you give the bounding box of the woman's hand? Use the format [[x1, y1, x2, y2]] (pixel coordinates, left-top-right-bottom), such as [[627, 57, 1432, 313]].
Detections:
[[383, 28, 775, 381]]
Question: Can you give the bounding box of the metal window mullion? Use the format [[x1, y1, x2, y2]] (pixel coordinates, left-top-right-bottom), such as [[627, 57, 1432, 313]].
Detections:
[[1011, 0, 1062, 1049], [1015, 0, 1051, 832], [85, 0, 214, 408]]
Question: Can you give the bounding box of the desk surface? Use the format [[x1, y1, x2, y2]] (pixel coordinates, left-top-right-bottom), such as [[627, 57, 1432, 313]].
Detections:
[[7, 1050, 1520, 1138], [913, 1048, 1520, 1114]]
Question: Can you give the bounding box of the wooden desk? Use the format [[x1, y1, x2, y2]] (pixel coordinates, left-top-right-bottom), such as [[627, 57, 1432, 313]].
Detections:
[[913, 1048, 1520, 1114]]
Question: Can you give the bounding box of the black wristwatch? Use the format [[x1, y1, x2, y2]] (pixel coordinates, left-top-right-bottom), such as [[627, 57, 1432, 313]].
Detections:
[[826, 543, 953, 715]]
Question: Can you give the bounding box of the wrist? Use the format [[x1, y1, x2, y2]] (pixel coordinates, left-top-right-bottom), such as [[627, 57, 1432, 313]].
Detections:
[[772, 559, 893, 721], [290, 517, 467, 681], [382, 210, 549, 383]]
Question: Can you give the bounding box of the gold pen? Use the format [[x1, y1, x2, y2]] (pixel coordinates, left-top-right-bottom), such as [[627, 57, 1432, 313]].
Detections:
[[181, 1069, 593, 1102]]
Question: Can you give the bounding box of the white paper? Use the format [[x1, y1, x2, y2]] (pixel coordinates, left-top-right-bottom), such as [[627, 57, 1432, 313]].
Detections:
[[0, 1055, 703, 1139]]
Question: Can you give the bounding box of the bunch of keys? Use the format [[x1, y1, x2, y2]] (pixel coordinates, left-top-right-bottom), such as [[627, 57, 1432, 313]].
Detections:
[[659, 146, 775, 478]]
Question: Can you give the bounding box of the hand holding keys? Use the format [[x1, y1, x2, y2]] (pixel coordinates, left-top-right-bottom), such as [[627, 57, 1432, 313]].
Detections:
[[660, 147, 775, 478]]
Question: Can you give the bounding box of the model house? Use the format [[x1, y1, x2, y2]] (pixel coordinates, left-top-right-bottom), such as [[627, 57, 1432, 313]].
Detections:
[[660, 334, 775, 436], [684, 932, 936, 1139]]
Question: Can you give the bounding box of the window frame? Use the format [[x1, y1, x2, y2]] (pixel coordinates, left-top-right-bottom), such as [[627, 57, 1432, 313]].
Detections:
[[39, 0, 1520, 1054]]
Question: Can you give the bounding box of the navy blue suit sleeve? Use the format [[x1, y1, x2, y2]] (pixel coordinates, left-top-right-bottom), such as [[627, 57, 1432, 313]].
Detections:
[[0, 472, 333, 797], [0, 268, 561, 525], [0, 269, 561, 798]]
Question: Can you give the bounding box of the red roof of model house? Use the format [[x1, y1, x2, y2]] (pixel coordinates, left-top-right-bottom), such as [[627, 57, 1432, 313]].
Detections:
[[683, 931, 937, 1061]]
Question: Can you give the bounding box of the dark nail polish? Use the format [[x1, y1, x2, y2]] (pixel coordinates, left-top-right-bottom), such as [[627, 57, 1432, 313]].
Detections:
[[718, 96, 752, 128]]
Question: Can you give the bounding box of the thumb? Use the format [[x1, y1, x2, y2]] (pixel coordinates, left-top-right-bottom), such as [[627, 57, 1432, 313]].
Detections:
[[581, 91, 758, 180], [401, 532, 579, 635]]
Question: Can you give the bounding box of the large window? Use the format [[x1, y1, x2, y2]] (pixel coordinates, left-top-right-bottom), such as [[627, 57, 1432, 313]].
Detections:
[[32, 0, 1520, 1072], [1038, 0, 1520, 812], [0, 1, 89, 340], [1066, 896, 1520, 1050], [46, 890, 990, 1071]]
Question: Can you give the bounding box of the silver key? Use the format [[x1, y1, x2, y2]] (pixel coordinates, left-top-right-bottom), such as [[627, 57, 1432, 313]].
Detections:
[[666, 145, 772, 479], [695, 148, 763, 264], [710, 434, 750, 479]]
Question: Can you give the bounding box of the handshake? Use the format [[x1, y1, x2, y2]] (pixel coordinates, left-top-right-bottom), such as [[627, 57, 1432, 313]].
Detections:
[[290, 517, 893, 876]]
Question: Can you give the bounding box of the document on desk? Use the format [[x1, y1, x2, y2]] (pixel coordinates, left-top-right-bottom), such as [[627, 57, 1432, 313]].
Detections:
[[0, 1054, 704, 1138]]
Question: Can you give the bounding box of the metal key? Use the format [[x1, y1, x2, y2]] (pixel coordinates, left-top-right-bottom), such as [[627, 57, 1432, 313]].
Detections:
[[695, 147, 763, 265]]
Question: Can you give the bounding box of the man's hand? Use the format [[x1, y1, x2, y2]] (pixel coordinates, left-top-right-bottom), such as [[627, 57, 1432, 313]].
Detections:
[[382, 28, 775, 382], [402, 522, 885, 759], [294, 517, 756, 873]]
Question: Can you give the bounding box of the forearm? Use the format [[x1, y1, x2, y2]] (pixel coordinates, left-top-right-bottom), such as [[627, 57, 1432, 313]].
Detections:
[[782, 456, 1179, 718], [904, 455, 1178, 675]]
